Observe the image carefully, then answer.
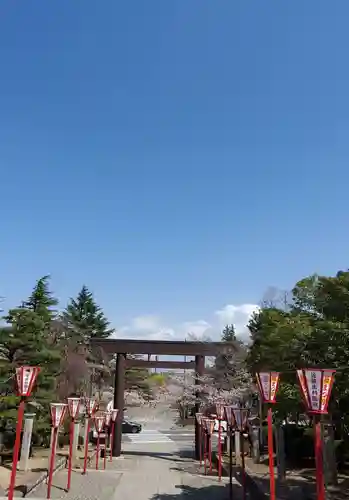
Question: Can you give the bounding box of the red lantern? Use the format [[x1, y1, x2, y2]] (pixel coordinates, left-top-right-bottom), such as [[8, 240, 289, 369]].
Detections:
[[94, 416, 105, 433], [256, 371, 280, 500], [105, 411, 112, 426], [215, 401, 225, 420], [15, 366, 40, 397], [206, 418, 215, 436], [110, 408, 119, 422], [231, 407, 250, 432], [224, 405, 234, 427], [67, 397, 80, 419], [195, 412, 203, 424], [297, 368, 335, 414], [85, 398, 96, 417], [256, 371, 280, 403], [8, 366, 41, 500], [50, 403, 67, 428]]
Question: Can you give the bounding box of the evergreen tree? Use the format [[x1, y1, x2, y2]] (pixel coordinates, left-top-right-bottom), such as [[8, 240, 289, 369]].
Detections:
[[24, 275, 58, 326], [63, 285, 114, 343], [0, 308, 61, 441], [213, 324, 249, 393], [221, 324, 237, 342]]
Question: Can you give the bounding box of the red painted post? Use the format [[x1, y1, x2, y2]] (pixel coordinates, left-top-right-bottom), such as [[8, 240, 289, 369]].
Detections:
[[204, 432, 207, 474], [267, 407, 276, 500], [8, 399, 25, 500], [103, 439, 107, 470], [96, 433, 100, 470], [9, 366, 40, 500], [199, 424, 202, 466], [82, 418, 90, 474], [218, 419, 222, 480], [110, 421, 115, 462], [315, 419, 325, 500], [66, 397, 80, 490], [296, 369, 336, 500], [47, 403, 67, 499], [209, 434, 212, 472], [241, 431, 247, 500], [67, 419, 74, 491], [47, 427, 58, 499]]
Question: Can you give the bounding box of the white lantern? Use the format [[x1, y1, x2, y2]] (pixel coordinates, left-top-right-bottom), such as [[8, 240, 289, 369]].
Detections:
[[50, 403, 67, 428], [67, 397, 81, 419], [16, 366, 40, 397]]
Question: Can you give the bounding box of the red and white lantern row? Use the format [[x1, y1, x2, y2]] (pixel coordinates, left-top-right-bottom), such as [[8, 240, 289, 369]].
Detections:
[[256, 371, 280, 403], [16, 366, 40, 397], [297, 368, 335, 414], [50, 403, 67, 428], [67, 397, 81, 419]]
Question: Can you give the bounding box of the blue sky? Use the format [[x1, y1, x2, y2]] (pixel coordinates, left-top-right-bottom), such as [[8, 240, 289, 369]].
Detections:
[[0, 1, 348, 341]]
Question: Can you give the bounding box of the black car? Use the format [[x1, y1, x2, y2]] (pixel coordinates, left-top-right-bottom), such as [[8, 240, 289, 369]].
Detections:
[[90, 419, 142, 443], [122, 419, 142, 434]]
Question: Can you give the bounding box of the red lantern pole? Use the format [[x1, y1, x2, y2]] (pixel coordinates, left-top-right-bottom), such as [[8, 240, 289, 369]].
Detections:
[[47, 403, 67, 499], [8, 366, 40, 500], [66, 398, 80, 491], [231, 406, 250, 500], [216, 402, 225, 481], [207, 419, 215, 473], [96, 433, 100, 470], [256, 372, 280, 500], [296, 368, 335, 500], [82, 418, 91, 474], [315, 418, 325, 500], [8, 399, 25, 500], [103, 412, 111, 470], [224, 405, 235, 500], [82, 398, 96, 475], [109, 409, 118, 461], [94, 416, 104, 471], [202, 418, 207, 474], [267, 407, 276, 500]]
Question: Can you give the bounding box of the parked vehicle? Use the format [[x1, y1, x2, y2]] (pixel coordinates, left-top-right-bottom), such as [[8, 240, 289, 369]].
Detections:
[[90, 419, 142, 443], [122, 419, 142, 434]]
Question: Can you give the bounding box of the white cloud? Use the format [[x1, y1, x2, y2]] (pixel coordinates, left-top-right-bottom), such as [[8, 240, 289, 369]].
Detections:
[[215, 304, 260, 342], [132, 315, 162, 331], [117, 303, 259, 343]]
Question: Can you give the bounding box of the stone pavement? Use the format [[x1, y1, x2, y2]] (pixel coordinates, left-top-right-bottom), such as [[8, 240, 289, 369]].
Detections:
[[27, 440, 244, 500]]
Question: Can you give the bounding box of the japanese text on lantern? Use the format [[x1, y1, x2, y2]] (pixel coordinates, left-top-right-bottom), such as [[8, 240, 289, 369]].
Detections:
[[260, 373, 271, 400], [23, 369, 31, 394], [320, 373, 332, 412], [270, 373, 279, 402], [307, 370, 321, 411]]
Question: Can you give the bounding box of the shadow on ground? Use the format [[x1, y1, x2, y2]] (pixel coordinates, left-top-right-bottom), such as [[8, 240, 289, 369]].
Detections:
[[123, 448, 195, 463], [151, 483, 243, 500], [241, 472, 349, 500]]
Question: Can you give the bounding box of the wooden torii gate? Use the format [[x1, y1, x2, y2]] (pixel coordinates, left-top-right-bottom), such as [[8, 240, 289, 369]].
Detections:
[[90, 338, 225, 459]]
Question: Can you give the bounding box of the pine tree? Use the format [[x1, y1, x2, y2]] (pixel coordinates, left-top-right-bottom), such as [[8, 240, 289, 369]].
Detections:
[[213, 323, 246, 392], [63, 285, 114, 343], [0, 308, 61, 441], [24, 275, 58, 326], [221, 324, 237, 342]]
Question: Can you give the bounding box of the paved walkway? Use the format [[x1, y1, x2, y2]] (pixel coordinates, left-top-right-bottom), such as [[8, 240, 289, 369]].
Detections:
[[27, 441, 243, 500]]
